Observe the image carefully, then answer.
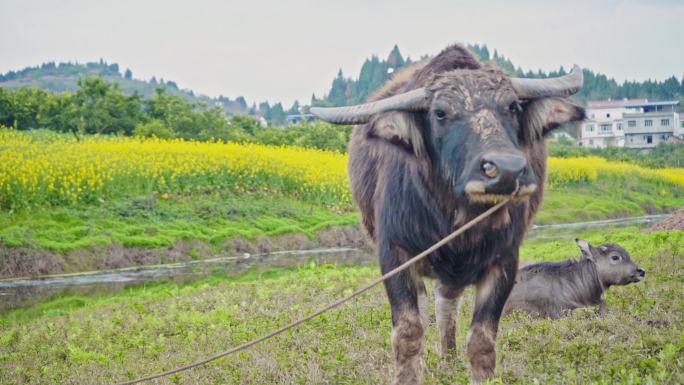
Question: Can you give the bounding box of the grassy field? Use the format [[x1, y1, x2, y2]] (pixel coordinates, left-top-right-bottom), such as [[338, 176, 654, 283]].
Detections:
[[0, 191, 358, 253], [1, 227, 682, 384], [2, 128, 683, 264]]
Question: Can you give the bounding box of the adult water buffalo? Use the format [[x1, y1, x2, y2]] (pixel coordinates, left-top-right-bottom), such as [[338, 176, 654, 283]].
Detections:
[[311, 44, 585, 384]]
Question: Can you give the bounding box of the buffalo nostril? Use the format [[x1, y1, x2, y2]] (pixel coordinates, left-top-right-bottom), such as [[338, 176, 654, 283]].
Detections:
[[638, 268, 645, 277], [482, 161, 498, 178]]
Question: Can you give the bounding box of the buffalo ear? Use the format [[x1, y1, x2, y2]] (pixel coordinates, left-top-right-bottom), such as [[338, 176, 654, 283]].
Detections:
[[368, 111, 425, 156], [575, 238, 595, 261], [522, 97, 586, 139]]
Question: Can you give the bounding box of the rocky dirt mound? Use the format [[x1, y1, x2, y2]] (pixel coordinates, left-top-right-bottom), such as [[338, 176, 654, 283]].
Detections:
[[647, 206, 684, 232]]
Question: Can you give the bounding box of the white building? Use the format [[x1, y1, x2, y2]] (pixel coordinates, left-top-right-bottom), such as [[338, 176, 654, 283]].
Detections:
[[578, 99, 682, 149]]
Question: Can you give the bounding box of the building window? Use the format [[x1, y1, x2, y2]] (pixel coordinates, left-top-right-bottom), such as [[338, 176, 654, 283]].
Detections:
[[661, 119, 670, 126], [589, 139, 594, 145], [661, 134, 668, 140], [600, 124, 611, 131], [645, 119, 653, 127], [646, 135, 653, 144], [585, 124, 594, 132], [606, 113, 610, 118], [617, 123, 623, 131], [628, 120, 636, 128]]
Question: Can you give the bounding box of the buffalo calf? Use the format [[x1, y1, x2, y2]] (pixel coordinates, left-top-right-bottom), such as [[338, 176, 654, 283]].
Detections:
[[503, 238, 645, 319]]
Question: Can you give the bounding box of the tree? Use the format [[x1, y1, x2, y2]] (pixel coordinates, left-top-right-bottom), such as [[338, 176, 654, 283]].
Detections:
[[230, 115, 261, 135], [70, 77, 142, 135], [328, 69, 349, 106], [287, 101, 300, 115], [124, 68, 133, 80], [235, 96, 248, 109], [258, 101, 271, 122], [269, 103, 286, 126], [133, 119, 175, 139], [387, 44, 405, 69]]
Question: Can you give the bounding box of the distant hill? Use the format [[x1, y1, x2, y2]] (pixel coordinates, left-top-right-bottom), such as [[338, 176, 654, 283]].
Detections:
[[0, 60, 251, 116]]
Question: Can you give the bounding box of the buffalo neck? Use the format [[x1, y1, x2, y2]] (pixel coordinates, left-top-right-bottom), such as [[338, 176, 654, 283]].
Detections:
[[564, 258, 605, 306]]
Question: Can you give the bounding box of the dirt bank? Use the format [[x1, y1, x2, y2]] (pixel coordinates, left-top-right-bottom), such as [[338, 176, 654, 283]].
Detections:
[[0, 224, 371, 279], [646, 206, 684, 232]]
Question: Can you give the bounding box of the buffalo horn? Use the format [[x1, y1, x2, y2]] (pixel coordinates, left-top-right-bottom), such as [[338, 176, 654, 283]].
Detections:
[[309, 88, 428, 124], [511, 64, 583, 99]]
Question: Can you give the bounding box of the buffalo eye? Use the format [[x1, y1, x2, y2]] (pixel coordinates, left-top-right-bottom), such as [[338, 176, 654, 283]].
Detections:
[[611, 255, 621, 262], [434, 109, 447, 121], [509, 101, 523, 117]]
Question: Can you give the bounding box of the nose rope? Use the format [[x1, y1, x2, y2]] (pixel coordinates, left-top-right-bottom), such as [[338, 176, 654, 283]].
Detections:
[[112, 199, 511, 385]]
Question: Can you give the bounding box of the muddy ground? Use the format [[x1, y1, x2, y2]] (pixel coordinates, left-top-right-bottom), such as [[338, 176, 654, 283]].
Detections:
[[647, 205, 684, 232]]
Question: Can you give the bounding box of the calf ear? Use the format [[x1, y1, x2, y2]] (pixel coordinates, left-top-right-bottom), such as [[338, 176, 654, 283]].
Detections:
[[522, 97, 586, 139], [575, 238, 595, 261], [368, 112, 425, 156]]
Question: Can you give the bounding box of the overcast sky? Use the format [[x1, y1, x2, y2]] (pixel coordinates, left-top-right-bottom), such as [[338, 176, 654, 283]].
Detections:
[[1, 0, 682, 106]]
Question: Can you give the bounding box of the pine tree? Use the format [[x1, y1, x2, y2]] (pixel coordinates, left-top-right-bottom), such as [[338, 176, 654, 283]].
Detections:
[[329, 69, 349, 106], [387, 44, 405, 69]]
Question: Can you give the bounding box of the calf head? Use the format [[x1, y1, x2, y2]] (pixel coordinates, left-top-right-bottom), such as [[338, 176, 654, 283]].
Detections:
[[576, 238, 646, 287]]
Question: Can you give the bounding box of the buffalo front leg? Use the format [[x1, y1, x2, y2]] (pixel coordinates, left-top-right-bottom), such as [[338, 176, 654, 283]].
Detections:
[[467, 259, 517, 384], [382, 259, 424, 385], [435, 280, 464, 357]]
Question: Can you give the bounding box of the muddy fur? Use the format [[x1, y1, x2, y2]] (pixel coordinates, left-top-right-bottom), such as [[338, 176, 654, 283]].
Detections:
[[391, 310, 425, 385], [466, 322, 498, 383]]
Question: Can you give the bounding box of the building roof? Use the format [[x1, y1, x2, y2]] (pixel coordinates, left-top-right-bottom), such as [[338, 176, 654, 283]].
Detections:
[[586, 99, 647, 109], [624, 100, 679, 108]]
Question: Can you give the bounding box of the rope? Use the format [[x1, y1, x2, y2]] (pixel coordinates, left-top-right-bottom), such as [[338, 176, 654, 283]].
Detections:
[[113, 198, 509, 385]]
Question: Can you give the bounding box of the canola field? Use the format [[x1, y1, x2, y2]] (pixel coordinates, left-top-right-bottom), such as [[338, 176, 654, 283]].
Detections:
[[2, 128, 684, 210], [547, 156, 684, 188], [0, 129, 350, 209]]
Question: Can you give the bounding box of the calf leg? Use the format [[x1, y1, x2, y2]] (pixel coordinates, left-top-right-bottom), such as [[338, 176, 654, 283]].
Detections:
[[435, 281, 464, 357], [468, 258, 517, 384]]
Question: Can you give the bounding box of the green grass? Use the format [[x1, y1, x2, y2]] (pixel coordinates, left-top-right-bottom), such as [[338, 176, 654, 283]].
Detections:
[[1, 228, 682, 384], [2, 179, 681, 255], [535, 179, 684, 225], [0, 191, 359, 253]]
